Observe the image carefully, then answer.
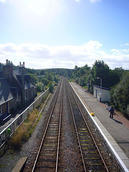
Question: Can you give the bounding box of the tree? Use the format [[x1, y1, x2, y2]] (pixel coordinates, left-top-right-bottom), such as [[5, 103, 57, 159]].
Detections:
[[40, 70, 45, 75], [46, 73, 53, 81], [111, 72, 129, 118], [49, 83, 54, 93], [92, 60, 110, 86], [36, 82, 43, 92], [42, 78, 49, 86], [29, 74, 38, 84], [72, 64, 91, 87]]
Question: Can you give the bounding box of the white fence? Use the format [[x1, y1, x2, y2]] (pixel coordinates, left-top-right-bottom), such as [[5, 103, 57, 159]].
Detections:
[[0, 89, 49, 147]]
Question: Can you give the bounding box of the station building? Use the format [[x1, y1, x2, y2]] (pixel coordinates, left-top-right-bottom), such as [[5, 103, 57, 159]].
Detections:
[[93, 85, 111, 103], [0, 60, 37, 117]]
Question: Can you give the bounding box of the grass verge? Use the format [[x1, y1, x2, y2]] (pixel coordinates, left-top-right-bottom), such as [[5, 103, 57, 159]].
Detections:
[[9, 94, 50, 151], [9, 109, 39, 150]]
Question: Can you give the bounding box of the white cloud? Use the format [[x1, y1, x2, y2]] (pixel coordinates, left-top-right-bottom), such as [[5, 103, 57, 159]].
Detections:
[[89, 0, 101, 3], [0, 41, 129, 69], [121, 43, 129, 47]]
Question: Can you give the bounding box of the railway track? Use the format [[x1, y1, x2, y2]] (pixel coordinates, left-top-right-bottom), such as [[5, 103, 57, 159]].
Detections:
[[32, 80, 63, 171], [24, 79, 117, 171], [66, 81, 109, 172]]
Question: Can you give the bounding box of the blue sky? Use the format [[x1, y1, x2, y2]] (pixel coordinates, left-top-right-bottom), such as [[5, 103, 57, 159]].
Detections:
[[0, 0, 129, 69]]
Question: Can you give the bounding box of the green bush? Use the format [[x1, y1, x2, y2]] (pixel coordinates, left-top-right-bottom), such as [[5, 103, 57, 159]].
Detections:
[[111, 72, 129, 118], [49, 83, 54, 93]]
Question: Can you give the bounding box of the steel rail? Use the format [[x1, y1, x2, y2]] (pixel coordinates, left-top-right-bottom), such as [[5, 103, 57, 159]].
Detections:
[[32, 81, 62, 172], [55, 82, 64, 172], [66, 83, 87, 172], [69, 83, 109, 172]]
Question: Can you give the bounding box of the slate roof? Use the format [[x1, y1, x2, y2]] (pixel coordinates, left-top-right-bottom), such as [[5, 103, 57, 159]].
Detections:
[[0, 78, 13, 106], [0, 67, 36, 106], [17, 75, 35, 90]]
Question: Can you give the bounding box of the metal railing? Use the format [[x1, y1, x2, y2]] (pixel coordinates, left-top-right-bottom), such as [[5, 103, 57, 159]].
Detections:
[[0, 89, 49, 147]]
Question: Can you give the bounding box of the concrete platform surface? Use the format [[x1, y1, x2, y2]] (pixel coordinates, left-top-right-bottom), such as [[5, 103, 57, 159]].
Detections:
[[71, 82, 129, 171]]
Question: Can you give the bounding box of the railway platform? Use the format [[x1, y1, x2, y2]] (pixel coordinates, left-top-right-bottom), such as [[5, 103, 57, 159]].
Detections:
[[71, 82, 129, 171]]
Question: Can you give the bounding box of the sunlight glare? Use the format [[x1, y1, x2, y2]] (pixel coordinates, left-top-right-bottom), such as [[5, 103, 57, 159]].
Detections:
[[27, 0, 61, 17]]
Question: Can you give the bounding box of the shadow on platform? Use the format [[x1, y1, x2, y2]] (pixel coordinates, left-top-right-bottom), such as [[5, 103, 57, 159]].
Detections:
[[112, 118, 123, 125]]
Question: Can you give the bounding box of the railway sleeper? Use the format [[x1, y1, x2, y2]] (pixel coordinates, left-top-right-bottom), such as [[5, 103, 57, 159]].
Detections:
[[35, 165, 55, 169], [44, 143, 57, 146], [44, 140, 57, 143], [40, 153, 56, 156], [37, 158, 56, 162], [84, 156, 101, 160], [82, 147, 98, 151], [43, 148, 57, 151], [45, 136, 57, 139]]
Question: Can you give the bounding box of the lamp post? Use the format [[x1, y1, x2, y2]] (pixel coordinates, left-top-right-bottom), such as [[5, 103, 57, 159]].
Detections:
[[97, 77, 102, 88]]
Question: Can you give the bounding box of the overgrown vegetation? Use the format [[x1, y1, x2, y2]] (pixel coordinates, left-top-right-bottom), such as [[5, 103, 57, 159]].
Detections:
[[26, 69, 60, 93], [8, 92, 50, 150], [9, 109, 39, 150]]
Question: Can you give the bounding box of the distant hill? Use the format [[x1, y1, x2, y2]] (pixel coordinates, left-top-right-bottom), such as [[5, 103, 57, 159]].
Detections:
[[42, 68, 73, 78], [26, 68, 73, 78]]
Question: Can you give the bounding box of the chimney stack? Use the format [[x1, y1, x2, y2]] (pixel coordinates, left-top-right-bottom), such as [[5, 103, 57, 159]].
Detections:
[[3, 59, 13, 80], [23, 62, 25, 67], [6, 59, 9, 65]]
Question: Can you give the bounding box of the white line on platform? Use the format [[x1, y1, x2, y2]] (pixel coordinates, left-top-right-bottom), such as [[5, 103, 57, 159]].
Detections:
[[70, 83, 129, 172]]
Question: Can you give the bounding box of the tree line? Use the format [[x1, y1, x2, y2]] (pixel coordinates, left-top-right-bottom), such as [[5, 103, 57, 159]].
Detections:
[[26, 68, 73, 93], [71, 60, 129, 119], [26, 61, 129, 118], [26, 68, 59, 93]]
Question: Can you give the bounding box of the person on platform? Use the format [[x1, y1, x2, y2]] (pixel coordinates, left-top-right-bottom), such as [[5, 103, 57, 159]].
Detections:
[[109, 106, 114, 119]]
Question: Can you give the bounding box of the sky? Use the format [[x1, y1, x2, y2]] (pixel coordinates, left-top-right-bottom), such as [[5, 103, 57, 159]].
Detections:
[[0, 0, 129, 69]]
